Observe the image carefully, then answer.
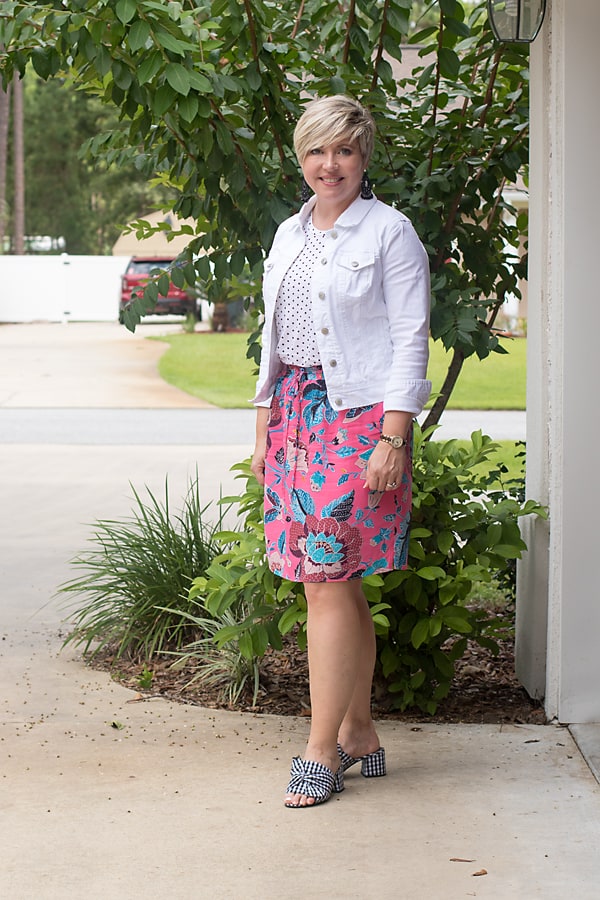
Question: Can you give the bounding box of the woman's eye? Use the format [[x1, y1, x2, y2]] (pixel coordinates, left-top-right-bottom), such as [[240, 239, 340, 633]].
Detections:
[[338, 147, 353, 155], [309, 148, 323, 155]]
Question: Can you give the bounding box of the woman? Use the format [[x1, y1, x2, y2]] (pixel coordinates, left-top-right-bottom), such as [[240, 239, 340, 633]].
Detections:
[[251, 95, 431, 808]]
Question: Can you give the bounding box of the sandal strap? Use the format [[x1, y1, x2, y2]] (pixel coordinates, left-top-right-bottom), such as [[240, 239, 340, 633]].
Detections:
[[337, 743, 360, 772], [286, 757, 342, 803]]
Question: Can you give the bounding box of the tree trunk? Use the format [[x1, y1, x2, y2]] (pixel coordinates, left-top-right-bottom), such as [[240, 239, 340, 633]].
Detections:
[[12, 76, 25, 255], [421, 346, 465, 431], [0, 80, 10, 253]]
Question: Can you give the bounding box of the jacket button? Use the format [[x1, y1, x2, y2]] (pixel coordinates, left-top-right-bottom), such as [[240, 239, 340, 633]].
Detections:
[[321, 327, 329, 335], [351, 260, 359, 267], [329, 359, 337, 367], [321, 257, 328, 265], [318, 291, 325, 300], [330, 231, 338, 239], [335, 398, 343, 406]]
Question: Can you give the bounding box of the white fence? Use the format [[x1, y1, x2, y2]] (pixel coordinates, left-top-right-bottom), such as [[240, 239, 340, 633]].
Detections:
[[0, 255, 131, 323]]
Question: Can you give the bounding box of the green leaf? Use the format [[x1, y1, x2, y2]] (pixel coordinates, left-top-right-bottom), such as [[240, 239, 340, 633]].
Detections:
[[188, 70, 213, 93], [252, 624, 269, 657], [436, 530, 454, 554], [330, 75, 346, 93], [416, 565, 446, 581], [278, 604, 301, 635], [31, 46, 60, 80], [154, 28, 188, 56], [439, 0, 458, 14], [165, 62, 191, 96], [152, 84, 176, 116], [411, 618, 430, 649], [95, 44, 112, 77], [137, 52, 162, 85], [157, 273, 170, 296], [438, 47, 460, 80], [171, 266, 185, 288], [238, 631, 254, 660], [128, 20, 151, 52], [178, 94, 199, 123], [116, 0, 137, 25]]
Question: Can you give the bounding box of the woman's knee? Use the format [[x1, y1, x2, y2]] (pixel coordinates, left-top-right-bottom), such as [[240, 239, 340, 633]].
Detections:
[[304, 579, 365, 608]]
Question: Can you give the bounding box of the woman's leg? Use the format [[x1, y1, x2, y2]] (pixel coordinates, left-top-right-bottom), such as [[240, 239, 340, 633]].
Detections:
[[337, 583, 381, 758], [285, 579, 374, 806]]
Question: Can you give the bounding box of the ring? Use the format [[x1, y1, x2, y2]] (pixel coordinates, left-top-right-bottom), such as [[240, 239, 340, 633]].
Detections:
[[386, 481, 397, 489]]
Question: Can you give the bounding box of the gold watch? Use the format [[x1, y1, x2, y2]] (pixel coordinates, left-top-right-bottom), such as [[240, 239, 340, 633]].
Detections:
[[379, 433, 407, 449]]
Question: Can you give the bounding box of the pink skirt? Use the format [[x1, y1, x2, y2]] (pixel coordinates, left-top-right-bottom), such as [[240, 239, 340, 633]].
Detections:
[[263, 365, 412, 583]]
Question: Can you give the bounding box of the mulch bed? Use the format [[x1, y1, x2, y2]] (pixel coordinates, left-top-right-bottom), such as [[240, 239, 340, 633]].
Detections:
[[91, 626, 546, 726]]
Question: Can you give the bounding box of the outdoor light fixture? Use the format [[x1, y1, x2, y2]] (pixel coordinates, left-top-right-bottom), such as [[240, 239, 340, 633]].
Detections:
[[487, 0, 547, 43]]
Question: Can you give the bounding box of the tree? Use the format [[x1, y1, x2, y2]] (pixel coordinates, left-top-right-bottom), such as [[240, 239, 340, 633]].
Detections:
[[20, 76, 173, 254], [0, 79, 9, 251], [11, 73, 24, 253], [0, 0, 529, 423]]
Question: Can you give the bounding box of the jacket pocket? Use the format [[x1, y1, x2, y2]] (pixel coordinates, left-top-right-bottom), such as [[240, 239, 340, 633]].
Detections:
[[335, 250, 376, 299]]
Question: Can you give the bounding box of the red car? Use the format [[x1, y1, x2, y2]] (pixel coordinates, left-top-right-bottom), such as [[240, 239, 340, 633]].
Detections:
[[119, 256, 197, 317]]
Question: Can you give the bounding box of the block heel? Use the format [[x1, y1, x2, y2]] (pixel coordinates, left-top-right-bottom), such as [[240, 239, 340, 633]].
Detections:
[[337, 743, 387, 778]]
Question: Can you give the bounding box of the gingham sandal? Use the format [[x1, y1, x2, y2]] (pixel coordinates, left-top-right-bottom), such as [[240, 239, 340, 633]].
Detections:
[[285, 757, 345, 808], [337, 743, 386, 777]]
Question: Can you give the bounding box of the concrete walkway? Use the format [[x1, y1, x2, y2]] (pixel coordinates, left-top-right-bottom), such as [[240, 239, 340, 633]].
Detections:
[[1, 322, 599, 900]]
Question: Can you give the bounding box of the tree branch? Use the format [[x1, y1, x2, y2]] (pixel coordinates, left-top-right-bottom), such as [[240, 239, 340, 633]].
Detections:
[[291, 0, 306, 40], [342, 0, 356, 65], [370, 0, 390, 92], [422, 346, 465, 431], [426, 8, 444, 177]]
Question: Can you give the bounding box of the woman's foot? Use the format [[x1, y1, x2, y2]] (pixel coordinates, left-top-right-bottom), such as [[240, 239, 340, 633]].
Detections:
[[284, 756, 344, 807], [337, 724, 381, 761], [284, 745, 342, 807]]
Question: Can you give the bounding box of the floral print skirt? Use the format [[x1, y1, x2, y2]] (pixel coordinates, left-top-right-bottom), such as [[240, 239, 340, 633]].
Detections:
[[263, 365, 412, 583]]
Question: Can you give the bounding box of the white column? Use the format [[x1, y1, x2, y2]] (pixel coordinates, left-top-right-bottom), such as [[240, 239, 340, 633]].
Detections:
[[518, 0, 600, 723]]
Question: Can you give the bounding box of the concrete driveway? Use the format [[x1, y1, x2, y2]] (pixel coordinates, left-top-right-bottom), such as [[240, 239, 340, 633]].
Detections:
[[0, 322, 598, 900]]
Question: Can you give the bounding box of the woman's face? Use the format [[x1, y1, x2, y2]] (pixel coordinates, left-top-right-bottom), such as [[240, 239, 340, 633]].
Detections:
[[301, 138, 364, 211]]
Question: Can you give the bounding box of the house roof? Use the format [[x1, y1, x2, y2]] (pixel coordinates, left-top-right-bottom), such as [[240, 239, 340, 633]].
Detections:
[[111, 211, 199, 257]]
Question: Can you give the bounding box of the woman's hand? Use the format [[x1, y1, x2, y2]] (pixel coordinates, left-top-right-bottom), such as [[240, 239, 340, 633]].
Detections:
[[251, 407, 270, 486], [251, 442, 267, 486], [365, 440, 405, 493]]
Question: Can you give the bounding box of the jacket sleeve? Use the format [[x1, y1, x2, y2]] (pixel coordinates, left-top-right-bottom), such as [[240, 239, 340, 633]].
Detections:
[[251, 221, 289, 408], [380, 218, 432, 415]]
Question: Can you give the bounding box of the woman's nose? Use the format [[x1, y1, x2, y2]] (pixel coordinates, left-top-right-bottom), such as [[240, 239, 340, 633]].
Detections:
[[323, 152, 338, 168]]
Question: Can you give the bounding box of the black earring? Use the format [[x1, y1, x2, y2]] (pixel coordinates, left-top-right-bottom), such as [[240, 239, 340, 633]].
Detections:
[[360, 171, 373, 199], [301, 177, 311, 203]]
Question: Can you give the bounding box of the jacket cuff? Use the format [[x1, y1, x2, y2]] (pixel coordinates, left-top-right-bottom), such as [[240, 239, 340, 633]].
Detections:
[[384, 379, 432, 416]]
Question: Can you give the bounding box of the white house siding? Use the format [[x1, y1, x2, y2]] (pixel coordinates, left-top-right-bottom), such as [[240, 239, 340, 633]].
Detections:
[[518, 0, 600, 723]]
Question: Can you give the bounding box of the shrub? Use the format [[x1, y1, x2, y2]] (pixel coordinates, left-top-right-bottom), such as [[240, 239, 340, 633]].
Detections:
[[59, 475, 228, 660], [190, 428, 546, 714], [364, 428, 545, 713]]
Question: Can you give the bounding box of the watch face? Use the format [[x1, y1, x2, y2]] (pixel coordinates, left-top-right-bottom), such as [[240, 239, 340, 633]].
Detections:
[[382, 434, 405, 448]]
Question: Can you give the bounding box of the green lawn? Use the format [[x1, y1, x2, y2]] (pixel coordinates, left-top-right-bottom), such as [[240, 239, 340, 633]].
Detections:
[[156, 331, 526, 410], [427, 336, 526, 410], [157, 332, 256, 408]]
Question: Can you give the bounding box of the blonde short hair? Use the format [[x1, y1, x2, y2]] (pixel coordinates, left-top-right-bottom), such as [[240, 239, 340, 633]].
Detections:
[[293, 95, 375, 167]]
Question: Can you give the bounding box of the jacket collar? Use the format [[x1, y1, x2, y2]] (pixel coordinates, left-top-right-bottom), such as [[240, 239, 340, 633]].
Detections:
[[297, 193, 377, 229]]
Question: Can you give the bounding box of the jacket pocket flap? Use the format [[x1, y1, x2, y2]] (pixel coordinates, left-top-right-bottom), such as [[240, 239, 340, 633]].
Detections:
[[336, 251, 375, 271]]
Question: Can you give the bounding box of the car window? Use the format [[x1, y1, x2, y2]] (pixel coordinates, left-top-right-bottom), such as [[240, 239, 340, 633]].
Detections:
[[127, 260, 173, 276]]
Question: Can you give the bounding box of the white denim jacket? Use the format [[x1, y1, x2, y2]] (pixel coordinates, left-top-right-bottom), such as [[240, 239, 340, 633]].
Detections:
[[252, 194, 432, 414]]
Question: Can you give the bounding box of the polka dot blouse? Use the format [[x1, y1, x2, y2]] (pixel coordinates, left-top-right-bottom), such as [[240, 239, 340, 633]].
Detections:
[[274, 218, 326, 367]]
